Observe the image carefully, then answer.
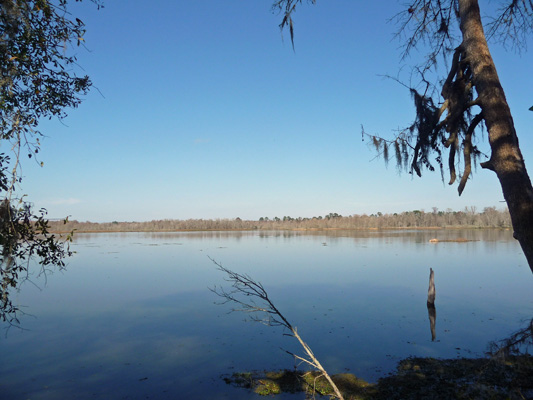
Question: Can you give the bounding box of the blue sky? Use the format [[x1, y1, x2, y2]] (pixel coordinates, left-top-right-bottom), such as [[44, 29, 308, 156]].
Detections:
[[15, 1, 533, 222]]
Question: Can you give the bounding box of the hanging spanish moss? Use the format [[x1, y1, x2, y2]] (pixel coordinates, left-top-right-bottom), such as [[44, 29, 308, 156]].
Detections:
[[364, 44, 485, 195]]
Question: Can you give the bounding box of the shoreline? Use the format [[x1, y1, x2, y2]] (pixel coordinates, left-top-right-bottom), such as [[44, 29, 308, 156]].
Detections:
[[49, 226, 512, 234]]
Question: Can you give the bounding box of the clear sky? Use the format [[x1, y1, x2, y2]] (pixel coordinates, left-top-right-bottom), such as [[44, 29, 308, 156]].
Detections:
[[14, 1, 533, 222]]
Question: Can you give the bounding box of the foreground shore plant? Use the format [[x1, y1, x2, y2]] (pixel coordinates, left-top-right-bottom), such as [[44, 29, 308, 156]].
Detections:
[[210, 257, 345, 399]]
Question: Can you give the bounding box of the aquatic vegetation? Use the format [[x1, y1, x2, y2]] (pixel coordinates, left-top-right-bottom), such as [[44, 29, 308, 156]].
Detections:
[[254, 379, 281, 396], [224, 355, 533, 399], [223, 369, 376, 399]]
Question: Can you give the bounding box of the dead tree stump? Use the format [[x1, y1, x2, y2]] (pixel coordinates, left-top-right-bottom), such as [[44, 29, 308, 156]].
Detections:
[[427, 268, 436, 307]]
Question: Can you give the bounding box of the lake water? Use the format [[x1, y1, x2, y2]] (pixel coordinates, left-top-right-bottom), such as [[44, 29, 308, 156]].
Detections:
[[1, 229, 532, 399]]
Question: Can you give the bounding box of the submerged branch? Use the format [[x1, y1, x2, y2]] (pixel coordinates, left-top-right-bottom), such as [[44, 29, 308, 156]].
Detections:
[[489, 317, 533, 360]]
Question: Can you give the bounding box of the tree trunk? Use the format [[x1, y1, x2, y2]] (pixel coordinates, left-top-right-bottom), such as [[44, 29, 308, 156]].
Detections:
[[458, 0, 533, 274]]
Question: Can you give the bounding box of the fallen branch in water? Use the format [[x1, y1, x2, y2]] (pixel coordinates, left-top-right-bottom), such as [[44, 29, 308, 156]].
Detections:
[[209, 257, 345, 400], [488, 317, 533, 359]]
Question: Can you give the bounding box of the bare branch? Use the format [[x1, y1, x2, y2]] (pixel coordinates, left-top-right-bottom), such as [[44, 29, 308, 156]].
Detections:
[[391, 0, 459, 70], [210, 257, 345, 399], [486, 0, 533, 51]]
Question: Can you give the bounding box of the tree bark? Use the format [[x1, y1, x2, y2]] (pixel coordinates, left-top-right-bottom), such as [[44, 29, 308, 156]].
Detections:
[[427, 268, 436, 341], [458, 0, 533, 273]]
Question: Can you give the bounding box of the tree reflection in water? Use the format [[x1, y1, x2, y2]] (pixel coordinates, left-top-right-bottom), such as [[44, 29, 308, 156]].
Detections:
[[426, 268, 437, 341], [1, 199, 72, 328], [427, 305, 437, 342]]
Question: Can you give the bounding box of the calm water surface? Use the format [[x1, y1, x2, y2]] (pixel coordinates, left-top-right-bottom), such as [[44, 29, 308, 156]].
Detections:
[[1, 229, 532, 399]]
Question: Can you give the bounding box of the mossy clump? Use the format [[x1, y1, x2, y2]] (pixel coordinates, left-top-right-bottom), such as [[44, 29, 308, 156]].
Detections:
[[223, 369, 306, 396], [374, 355, 533, 400], [302, 371, 376, 399], [223, 355, 533, 399], [254, 379, 281, 396], [301, 371, 334, 396], [224, 369, 375, 399], [332, 373, 376, 399], [223, 372, 253, 388]]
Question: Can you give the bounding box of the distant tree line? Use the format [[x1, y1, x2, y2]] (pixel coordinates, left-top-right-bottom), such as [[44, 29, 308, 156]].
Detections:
[[47, 207, 511, 233]]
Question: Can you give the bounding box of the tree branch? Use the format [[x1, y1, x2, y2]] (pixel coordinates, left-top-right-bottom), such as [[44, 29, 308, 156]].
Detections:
[[210, 257, 345, 399], [486, 0, 533, 50]]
